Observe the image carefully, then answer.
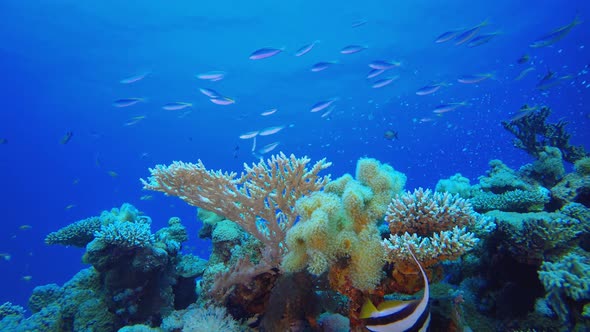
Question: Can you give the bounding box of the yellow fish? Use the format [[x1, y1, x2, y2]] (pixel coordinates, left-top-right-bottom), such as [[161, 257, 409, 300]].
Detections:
[[108, 171, 119, 177], [19, 225, 32, 230]]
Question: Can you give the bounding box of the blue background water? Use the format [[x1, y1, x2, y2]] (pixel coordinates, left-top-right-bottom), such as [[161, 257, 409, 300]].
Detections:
[[1, 0, 588, 309]]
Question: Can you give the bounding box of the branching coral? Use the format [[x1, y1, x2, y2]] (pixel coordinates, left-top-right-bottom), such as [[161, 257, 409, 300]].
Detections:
[[93, 219, 154, 249], [538, 251, 590, 324], [45, 203, 143, 247], [383, 188, 491, 271], [142, 152, 331, 267], [501, 106, 588, 163], [489, 209, 584, 265]]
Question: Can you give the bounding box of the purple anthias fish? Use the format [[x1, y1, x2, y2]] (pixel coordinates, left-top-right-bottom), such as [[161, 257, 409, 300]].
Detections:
[[120, 71, 150, 84], [249, 47, 283, 60], [340, 45, 367, 54], [295, 41, 318, 57], [113, 98, 144, 107], [454, 20, 488, 46], [199, 88, 222, 99], [162, 102, 192, 111], [434, 30, 462, 43], [458, 73, 493, 84], [367, 68, 385, 79], [310, 99, 337, 113], [196, 71, 225, 81], [530, 15, 582, 48], [210, 97, 235, 105], [466, 32, 500, 47], [369, 60, 400, 70], [311, 61, 337, 72], [371, 76, 398, 88], [433, 101, 468, 113], [416, 82, 447, 96]]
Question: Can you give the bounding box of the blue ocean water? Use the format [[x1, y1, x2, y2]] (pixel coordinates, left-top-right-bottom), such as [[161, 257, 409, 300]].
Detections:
[[0, 0, 588, 312]]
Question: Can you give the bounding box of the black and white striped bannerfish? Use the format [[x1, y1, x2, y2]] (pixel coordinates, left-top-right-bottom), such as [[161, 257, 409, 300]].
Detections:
[[360, 247, 430, 332]]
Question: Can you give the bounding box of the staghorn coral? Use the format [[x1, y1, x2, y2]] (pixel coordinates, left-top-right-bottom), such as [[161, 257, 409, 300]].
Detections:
[[142, 152, 331, 267], [501, 106, 588, 163]]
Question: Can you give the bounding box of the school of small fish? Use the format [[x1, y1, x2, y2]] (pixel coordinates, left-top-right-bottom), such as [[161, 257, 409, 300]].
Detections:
[[83, 14, 585, 163]]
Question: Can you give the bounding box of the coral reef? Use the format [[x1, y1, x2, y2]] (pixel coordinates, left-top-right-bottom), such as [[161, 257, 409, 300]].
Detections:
[[0, 205, 205, 331], [142, 152, 332, 268], [468, 160, 552, 213], [501, 105, 588, 163], [161, 304, 241, 331], [538, 250, 590, 328], [382, 188, 494, 290], [435, 173, 475, 198], [282, 158, 405, 289], [488, 207, 586, 265]]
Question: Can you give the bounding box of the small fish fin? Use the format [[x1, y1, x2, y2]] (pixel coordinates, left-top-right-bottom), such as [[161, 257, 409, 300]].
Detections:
[[360, 299, 378, 319], [571, 13, 583, 26], [478, 18, 491, 27], [376, 299, 411, 311]]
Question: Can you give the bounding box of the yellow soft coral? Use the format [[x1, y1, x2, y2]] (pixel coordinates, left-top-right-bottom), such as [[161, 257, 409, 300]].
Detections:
[[282, 158, 406, 291]]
